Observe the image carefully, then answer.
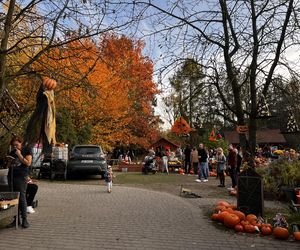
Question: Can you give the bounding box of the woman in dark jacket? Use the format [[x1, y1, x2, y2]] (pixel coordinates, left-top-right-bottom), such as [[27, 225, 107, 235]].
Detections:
[[227, 144, 237, 190], [7, 136, 32, 228]]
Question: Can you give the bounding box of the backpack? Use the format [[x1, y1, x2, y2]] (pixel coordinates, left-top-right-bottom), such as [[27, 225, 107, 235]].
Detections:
[[103, 171, 111, 182]]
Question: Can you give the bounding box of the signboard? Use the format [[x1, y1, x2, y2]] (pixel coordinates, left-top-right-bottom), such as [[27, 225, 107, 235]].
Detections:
[[237, 168, 264, 216]]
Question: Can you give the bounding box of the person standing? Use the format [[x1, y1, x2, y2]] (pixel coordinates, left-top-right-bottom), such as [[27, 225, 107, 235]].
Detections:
[[227, 144, 237, 191], [183, 145, 191, 174], [196, 143, 208, 182], [190, 147, 199, 176], [104, 165, 114, 193], [7, 136, 32, 228], [26, 177, 38, 214], [236, 145, 243, 174], [216, 147, 226, 187]]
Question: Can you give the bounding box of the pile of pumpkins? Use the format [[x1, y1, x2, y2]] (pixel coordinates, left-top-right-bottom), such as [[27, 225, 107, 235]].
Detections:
[[211, 200, 300, 241]]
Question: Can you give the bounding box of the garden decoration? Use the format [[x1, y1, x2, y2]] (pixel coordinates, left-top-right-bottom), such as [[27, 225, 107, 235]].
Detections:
[[171, 116, 192, 136], [24, 76, 57, 153], [281, 109, 300, 134], [256, 95, 274, 119], [236, 125, 248, 134], [209, 128, 217, 142]]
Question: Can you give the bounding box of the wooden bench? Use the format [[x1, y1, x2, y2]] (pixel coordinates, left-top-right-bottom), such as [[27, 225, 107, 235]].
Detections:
[[0, 192, 19, 229]]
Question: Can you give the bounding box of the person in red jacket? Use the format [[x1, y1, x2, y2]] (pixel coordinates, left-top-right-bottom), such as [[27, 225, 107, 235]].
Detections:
[[227, 144, 237, 191]]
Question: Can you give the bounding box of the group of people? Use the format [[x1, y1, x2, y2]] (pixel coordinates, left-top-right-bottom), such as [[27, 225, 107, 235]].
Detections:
[[181, 143, 243, 190]]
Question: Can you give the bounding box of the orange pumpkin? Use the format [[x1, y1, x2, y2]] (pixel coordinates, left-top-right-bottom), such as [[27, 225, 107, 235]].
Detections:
[[261, 226, 272, 235], [217, 201, 230, 207], [273, 227, 289, 240], [241, 220, 250, 227], [234, 224, 244, 232], [43, 77, 57, 90], [294, 232, 300, 241], [214, 205, 226, 212], [246, 214, 257, 222], [218, 211, 230, 222], [211, 214, 219, 221], [244, 224, 256, 233], [262, 223, 272, 228], [256, 223, 262, 229], [224, 213, 240, 228], [223, 208, 234, 213], [232, 211, 246, 221], [249, 219, 258, 226], [227, 204, 237, 210]]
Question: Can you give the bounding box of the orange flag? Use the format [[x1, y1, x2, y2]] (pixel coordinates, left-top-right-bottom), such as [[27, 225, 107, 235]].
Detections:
[[209, 128, 217, 142], [171, 116, 192, 135]]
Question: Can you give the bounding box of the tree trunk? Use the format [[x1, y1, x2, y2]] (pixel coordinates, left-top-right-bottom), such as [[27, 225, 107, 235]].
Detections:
[[0, 0, 16, 100], [248, 116, 257, 155]]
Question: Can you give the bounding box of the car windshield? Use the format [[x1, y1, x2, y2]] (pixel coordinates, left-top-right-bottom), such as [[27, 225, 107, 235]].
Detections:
[[74, 146, 102, 155]]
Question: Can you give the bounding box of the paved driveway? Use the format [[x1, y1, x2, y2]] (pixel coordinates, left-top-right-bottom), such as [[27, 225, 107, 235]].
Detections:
[[0, 182, 299, 250]]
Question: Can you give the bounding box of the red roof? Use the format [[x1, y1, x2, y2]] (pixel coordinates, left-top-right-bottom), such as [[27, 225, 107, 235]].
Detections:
[[224, 129, 286, 144], [150, 137, 179, 150]]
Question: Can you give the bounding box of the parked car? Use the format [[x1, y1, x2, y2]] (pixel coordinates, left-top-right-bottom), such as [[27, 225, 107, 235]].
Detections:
[[67, 145, 107, 177]]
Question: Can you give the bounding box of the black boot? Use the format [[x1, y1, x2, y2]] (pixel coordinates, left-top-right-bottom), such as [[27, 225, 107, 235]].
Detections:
[[6, 216, 21, 228], [21, 218, 30, 228]]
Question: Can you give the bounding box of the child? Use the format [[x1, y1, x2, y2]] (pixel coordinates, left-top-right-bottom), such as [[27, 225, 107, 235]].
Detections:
[[216, 147, 226, 187], [104, 165, 114, 193]]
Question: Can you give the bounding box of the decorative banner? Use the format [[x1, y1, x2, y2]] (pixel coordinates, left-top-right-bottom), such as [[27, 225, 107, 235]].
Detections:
[[236, 125, 248, 134], [171, 116, 192, 135], [209, 128, 217, 142]]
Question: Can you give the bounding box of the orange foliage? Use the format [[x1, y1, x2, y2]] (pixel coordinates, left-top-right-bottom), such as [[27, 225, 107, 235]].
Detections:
[[33, 34, 159, 150]]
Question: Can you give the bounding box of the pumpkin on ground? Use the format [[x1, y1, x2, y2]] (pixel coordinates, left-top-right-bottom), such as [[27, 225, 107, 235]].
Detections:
[[211, 214, 219, 221], [218, 211, 230, 222], [217, 201, 230, 207], [232, 211, 245, 221], [249, 219, 258, 226], [261, 226, 272, 236], [224, 214, 240, 228], [227, 204, 237, 210], [294, 232, 300, 241], [273, 227, 289, 240], [244, 224, 256, 233], [241, 220, 250, 227], [246, 214, 257, 222], [214, 205, 226, 212], [234, 224, 244, 232]]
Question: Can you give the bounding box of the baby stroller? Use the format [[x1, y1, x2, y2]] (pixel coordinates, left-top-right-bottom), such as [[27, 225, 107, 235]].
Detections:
[[142, 155, 157, 175]]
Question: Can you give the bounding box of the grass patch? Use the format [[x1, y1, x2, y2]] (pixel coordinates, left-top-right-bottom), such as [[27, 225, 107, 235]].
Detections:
[[114, 172, 193, 185]]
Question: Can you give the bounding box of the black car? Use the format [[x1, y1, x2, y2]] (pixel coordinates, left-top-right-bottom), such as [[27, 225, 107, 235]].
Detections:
[[67, 145, 107, 176]]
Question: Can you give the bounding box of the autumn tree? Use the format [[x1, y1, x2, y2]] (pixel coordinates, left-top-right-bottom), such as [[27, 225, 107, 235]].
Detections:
[[165, 59, 204, 126], [0, 0, 148, 139], [132, 0, 300, 154], [31, 34, 159, 151]]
